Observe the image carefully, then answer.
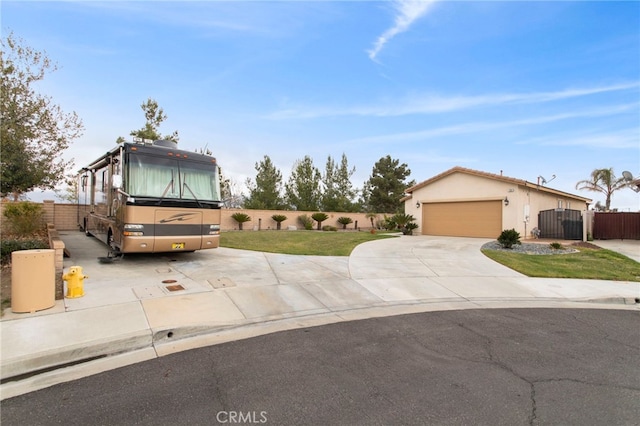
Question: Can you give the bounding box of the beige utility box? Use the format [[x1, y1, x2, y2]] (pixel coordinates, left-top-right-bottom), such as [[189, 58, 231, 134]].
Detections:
[[11, 249, 55, 313]]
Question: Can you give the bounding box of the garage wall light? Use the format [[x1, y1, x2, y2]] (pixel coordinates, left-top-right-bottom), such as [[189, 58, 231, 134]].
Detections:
[[504, 197, 509, 206], [416, 201, 421, 209]]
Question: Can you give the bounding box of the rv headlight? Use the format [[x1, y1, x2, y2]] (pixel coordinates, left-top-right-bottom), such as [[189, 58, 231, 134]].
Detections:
[[209, 224, 220, 235], [124, 224, 144, 230], [124, 224, 144, 236]]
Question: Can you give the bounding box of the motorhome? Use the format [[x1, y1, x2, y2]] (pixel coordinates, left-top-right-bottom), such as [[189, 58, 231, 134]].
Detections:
[[78, 138, 222, 255]]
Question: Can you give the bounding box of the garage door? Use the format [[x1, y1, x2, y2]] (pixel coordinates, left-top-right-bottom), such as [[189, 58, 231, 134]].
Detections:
[[422, 200, 502, 238]]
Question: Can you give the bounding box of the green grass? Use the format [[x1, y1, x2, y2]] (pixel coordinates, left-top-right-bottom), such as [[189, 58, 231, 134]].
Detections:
[[220, 230, 397, 256], [482, 247, 640, 282]]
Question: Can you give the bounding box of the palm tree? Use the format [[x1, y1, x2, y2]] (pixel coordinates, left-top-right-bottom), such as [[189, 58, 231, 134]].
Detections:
[[231, 212, 251, 231], [311, 212, 329, 231], [575, 168, 627, 211], [337, 216, 353, 230], [271, 214, 287, 230], [365, 212, 377, 229]]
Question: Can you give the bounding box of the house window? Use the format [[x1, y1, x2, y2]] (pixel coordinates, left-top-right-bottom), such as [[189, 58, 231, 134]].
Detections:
[[557, 200, 563, 209]]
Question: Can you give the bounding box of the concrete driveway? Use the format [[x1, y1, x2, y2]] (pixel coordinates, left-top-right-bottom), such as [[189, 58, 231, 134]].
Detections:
[[2, 232, 638, 400], [592, 239, 640, 263]]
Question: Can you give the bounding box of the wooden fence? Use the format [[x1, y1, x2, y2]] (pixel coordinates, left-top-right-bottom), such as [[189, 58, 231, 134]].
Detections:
[[593, 212, 640, 240]]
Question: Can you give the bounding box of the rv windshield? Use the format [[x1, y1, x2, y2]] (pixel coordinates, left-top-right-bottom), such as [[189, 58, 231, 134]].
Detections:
[[127, 154, 220, 202]]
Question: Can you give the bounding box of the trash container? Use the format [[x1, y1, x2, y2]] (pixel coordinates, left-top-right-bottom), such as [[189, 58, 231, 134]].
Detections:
[[11, 249, 55, 313]]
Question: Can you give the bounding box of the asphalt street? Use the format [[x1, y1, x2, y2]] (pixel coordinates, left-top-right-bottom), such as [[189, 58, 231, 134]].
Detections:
[[2, 308, 638, 425]]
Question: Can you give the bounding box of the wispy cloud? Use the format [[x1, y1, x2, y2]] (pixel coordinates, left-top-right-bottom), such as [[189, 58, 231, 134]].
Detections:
[[345, 103, 639, 145], [368, 0, 437, 62], [267, 83, 639, 120], [519, 129, 639, 149]]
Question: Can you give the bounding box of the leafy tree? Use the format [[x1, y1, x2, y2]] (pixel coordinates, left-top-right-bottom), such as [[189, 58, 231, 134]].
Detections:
[[219, 169, 243, 208], [1, 33, 84, 200], [285, 156, 321, 211], [363, 155, 414, 213], [321, 153, 358, 212], [117, 98, 178, 143], [54, 173, 79, 203], [575, 168, 627, 212], [244, 155, 285, 209]]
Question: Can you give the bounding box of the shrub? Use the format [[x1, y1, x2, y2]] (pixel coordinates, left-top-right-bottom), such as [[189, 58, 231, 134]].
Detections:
[[549, 242, 563, 250], [1, 239, 48, 264], [382, 216, 397, 231], [311, 212, 330, 231], [497, 229, 521, 249], [381, 213, 418, 234], [3, 202, 45, 236], [404, 222, 419, 235], [337, 216, 353, 230], [298, 214, 314, 230], [322, 225, 337, 232], [231, 212, 251, 231], [271, 214, 287, 230]]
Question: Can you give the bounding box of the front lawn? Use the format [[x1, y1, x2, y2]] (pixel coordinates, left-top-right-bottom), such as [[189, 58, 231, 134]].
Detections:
[[482, 246, 640, 281], [220, 230, 396, 256]]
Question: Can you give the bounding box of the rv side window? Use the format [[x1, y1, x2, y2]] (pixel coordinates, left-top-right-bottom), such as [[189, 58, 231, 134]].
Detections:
[[94, 166, 108, 208]]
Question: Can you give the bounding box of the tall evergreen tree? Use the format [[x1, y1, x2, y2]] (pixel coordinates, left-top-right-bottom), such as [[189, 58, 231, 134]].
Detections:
[[244, 155, 285, 209], [363, 155, 414, 213], [116, 98, 179, 143], [1, 33, 84, 200], [321, 153, 357, 212], [285, 156, 321, 211]]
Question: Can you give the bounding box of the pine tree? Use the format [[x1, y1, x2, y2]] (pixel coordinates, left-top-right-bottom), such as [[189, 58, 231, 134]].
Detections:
[[285, 156, 321, 211], [321, 153, 357, 212], [244, 155, 285, 209], [363, 155, 414, 213]]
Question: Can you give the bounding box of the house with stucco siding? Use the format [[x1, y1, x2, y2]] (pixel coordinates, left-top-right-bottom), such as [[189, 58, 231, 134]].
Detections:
[[403, 167, 592, 239]]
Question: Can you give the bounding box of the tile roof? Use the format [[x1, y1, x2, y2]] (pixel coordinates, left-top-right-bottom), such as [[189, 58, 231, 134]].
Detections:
[[405, 166, 591, 202]]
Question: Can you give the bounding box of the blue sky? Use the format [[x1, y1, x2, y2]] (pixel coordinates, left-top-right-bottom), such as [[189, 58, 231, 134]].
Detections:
[[4, 1, 639, 210]]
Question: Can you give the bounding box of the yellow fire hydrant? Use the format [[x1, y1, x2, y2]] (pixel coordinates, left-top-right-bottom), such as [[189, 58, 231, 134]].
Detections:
[[63, 266, 88, 298]]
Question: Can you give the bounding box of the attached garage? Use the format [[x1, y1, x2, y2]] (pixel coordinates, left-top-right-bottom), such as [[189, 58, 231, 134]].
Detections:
[[423, 200, 502, 238], [404, 167, 591, 240]]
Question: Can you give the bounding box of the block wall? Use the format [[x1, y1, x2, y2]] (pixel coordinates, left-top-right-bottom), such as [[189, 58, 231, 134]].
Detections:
[[2, 201, 386, 232]]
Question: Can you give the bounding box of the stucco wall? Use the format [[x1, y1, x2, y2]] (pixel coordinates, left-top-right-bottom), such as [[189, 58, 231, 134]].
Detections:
[[222, 209, 380, 231], [1, 201, 381, 233], [406, 173, 590, 239]]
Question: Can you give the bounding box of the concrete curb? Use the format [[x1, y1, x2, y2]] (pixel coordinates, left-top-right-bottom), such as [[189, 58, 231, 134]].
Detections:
[[2, 297, 638, 400]]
